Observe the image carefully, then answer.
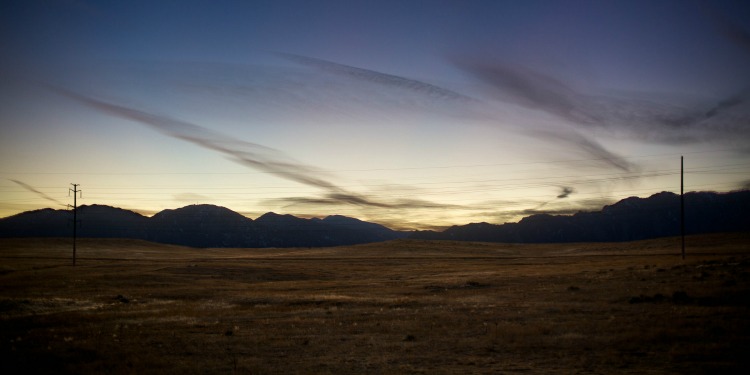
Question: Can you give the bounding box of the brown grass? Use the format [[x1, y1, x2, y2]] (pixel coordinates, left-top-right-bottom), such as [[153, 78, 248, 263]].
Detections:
[[1, 233, 749, 374]]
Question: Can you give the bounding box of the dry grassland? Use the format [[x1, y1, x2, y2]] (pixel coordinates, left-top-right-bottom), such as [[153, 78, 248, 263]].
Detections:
[[1, 233, 749, 374]]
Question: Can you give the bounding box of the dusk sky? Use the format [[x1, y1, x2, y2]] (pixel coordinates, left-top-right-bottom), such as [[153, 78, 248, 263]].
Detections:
[[2, 0, 749, 230]]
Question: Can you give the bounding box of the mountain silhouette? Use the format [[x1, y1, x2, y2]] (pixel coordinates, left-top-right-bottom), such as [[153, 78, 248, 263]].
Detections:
[[0, 204, 405, 248], [411, 190, 750, 243], [148, 204, 257, 247], [1, 190, 748, 247]]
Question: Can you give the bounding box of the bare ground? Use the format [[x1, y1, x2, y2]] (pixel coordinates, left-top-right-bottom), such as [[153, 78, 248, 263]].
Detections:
[[1, 233, 749, 374]]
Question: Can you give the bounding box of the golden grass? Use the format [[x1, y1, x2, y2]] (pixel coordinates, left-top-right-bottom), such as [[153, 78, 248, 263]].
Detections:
[[1, 233, 749, 374]]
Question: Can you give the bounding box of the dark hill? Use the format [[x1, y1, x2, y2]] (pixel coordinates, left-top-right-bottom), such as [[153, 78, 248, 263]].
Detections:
[[0, 205, 150, 239], [411, 190, 750, 243], [254, 212, 334, 247], [0, 204, 406, 248], [148, 204, 257, 247], [2, 191, 748, 247]]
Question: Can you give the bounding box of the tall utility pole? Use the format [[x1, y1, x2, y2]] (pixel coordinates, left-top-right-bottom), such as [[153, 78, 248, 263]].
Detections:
[[681, 156, 685, 260], [69, 184, 82, 266]]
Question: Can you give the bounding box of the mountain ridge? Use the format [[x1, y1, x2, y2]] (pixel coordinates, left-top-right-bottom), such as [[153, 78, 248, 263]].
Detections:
[[1, 190, 748, 247], [410, 190, 750, 243], [0, 203, 405, 248]]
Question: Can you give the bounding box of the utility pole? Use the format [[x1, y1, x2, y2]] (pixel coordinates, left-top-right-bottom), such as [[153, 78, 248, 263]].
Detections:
[[69, 184, 82, 266], [681, 156, 685, 260]]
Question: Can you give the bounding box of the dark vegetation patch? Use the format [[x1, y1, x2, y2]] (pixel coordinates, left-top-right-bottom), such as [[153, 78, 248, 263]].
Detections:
[[0, 299, 30, 314], [233, 297, 357, 309], [159, 265, 313, 283], [628, 292, 670, 304], [627, 256, 750, 307], [424, 281, 490, 292]]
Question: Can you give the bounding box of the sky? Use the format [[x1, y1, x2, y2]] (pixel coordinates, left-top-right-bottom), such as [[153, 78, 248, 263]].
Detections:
[[1, 0, 749, 230]]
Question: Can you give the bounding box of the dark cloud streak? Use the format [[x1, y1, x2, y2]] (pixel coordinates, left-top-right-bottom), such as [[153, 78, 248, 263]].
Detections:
[[557, 186, 575, 199], [266, 194, 463, 210], [277, 52, 478, 103], [453, 59, 598, 125], [528, 130, 635, 172], [527, 186, 577, 213], [704, 91, 746, 119], [453, 58, 750, 148], [9, 179, 67, 207], [51, 87, 340, 191], [452, 59, 644, 171]]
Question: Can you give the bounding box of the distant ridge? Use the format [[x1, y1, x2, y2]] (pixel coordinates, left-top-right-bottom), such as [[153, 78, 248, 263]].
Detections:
[[410, 190, 750, 243], [1, 191, 748, 247], [0, 204, 406, 248]]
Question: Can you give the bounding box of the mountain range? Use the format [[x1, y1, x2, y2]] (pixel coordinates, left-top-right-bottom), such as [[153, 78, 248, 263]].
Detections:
[[0, 204, 405, 248], [411, 190, 750, 243], [0, 190, 748, 248]]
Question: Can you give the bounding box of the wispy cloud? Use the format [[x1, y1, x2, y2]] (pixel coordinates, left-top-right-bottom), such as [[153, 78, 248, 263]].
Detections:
[[452, 59, 598, 124], [277, 52, 478, 103], [51, 87, 455, 211], [277, 54, 644, 173], [174, 192, 211, 203], [528, 129, 636, 172], [703, 90, 747, 119], [51, 87, 336, 188], [9, 179, 67, 207], [453, 58, 750, 148], [266, 195, 462, 210]]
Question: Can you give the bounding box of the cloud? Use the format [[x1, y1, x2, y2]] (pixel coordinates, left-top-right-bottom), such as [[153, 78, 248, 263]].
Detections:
[[450, 59, 645, 171], [51, 87, 336, 188], [50, 58, 651, 179], [174, 192, 211, 202], [520, 207, 584, 216], [528, 129, 636, 172], [709, 5, 750, 54], [453, 58, 750, 147], [265, 194, 463, 210], [51, 87, 457, 211], [452, 59, 598, 124], [704, 90, 747, 119], [585, 93, 750, 144], [556, 186, 575, 199], [105, 58, 493, 140], [521, 195, 616, 218], [277, 52, 477, 103], [9, 179, 67, 207], [525, 186, 577, 213], [722, 23, 750, 53]]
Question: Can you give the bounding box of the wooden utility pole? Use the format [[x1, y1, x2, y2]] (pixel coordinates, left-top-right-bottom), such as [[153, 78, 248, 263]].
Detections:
[[69, 184, 82, 266], [681, 156, 685, 260]]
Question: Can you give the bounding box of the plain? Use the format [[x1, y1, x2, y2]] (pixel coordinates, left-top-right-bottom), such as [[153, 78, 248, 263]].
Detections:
[[1, 233, 749, 374]]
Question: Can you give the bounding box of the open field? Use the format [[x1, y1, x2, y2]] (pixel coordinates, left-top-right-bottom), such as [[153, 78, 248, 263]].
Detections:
[[1, 233, 749, 374]]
